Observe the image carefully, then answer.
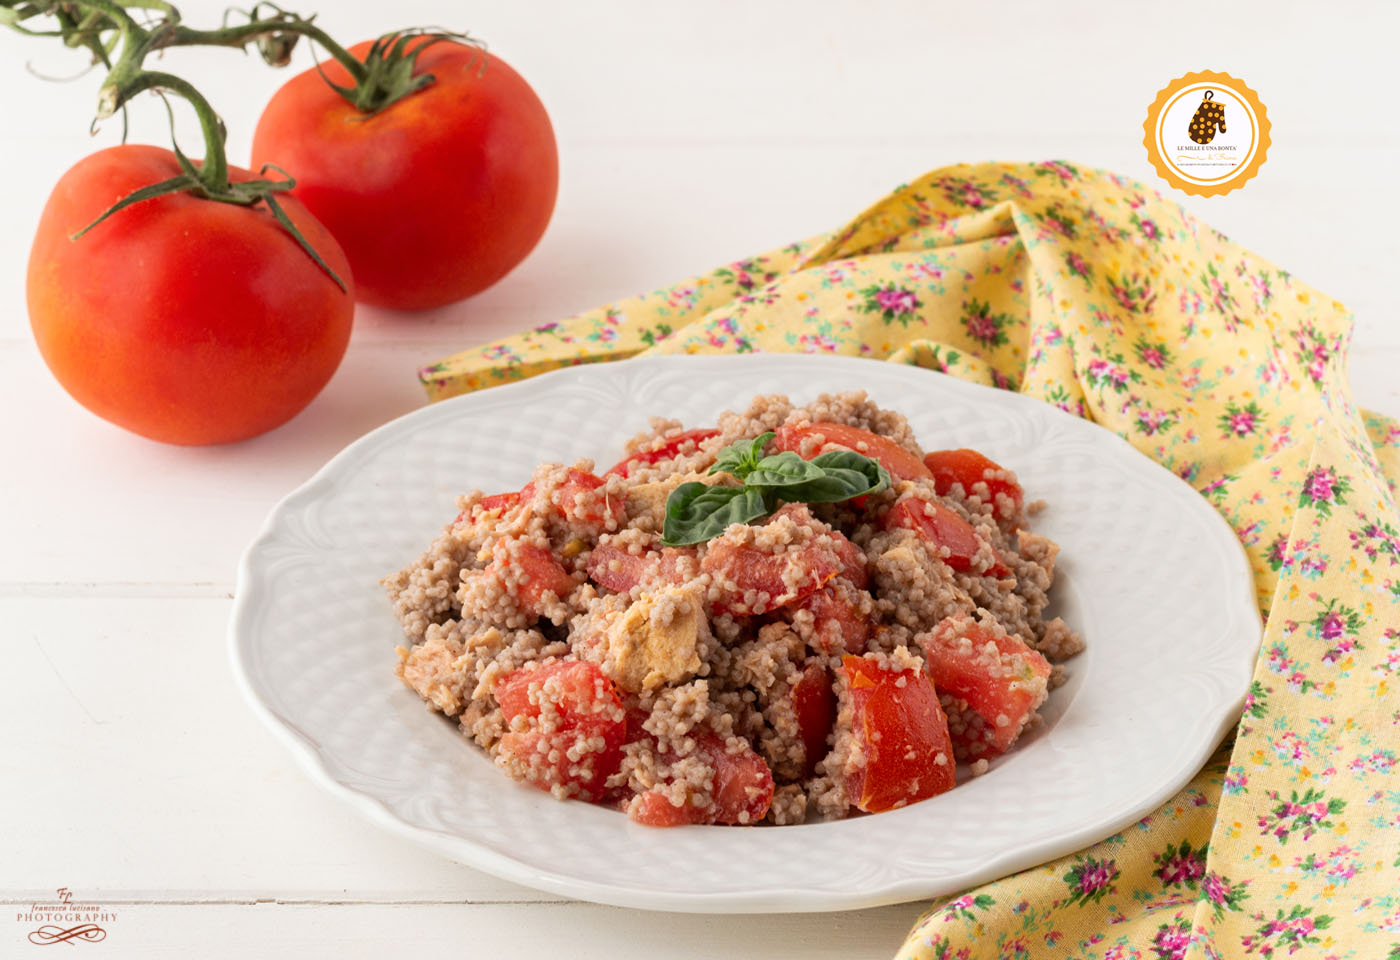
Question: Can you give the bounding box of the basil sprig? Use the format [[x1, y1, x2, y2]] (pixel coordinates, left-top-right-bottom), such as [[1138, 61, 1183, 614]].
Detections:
[[661, 483, 769, 547], [658, 432, 892, 546], [708, 431, 775, 479]]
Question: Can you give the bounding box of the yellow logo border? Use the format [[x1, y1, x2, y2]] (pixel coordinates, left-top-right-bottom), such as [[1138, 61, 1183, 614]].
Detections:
[[1143, 70, 1270, 197]]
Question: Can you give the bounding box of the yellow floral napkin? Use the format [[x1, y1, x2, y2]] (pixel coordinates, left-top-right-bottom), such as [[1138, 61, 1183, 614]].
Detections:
[[422, 161, 1400, 958]]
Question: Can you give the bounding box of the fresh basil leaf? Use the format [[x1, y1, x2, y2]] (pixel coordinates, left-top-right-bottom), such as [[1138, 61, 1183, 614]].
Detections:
[[708, 431, 775, 481], [775, 450, 891, 503], [743, 451, 827, 487], [772, 475, 862, 503], [660, 482, 770, 546], [810, 450, 893, 489], [661, 438, 890, 544]]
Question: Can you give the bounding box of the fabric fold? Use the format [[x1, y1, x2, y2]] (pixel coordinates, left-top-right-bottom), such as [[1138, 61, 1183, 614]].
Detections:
[[420, 160, 1400, 957]]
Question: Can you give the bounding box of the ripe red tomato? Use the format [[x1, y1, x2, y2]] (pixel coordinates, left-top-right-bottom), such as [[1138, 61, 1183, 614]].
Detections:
[[26, 145, 354, 445], [251, 41, 558, 310]]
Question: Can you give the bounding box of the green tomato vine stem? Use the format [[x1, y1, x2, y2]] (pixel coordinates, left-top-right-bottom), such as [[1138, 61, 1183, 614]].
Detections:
[[100, 69, 230, 191], [162, 17, 368, 85], [1, 0, 482, 289]]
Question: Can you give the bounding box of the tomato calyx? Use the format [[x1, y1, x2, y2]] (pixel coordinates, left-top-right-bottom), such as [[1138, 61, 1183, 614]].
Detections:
[[322, 29, 486, 115], [169, 7, 486, 115], [73, 150, 348, 293]]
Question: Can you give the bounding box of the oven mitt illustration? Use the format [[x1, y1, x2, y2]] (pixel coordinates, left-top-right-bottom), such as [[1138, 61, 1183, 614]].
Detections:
[[1187, 90, 1227, 144]]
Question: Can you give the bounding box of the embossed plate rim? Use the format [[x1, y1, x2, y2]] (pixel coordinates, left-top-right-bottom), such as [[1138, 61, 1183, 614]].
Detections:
[[229, 353, 1261, 913]]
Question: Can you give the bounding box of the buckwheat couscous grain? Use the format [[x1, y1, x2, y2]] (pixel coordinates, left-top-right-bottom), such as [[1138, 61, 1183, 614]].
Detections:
[[386, 392, 1081, 825]]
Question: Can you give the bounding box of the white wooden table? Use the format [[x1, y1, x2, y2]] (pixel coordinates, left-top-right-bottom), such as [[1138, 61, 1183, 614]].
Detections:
[[3, 2, 1397, 956]]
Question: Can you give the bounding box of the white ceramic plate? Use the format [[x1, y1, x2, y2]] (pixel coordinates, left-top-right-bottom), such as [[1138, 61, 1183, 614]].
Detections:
[[230, 354, 1260, 913]]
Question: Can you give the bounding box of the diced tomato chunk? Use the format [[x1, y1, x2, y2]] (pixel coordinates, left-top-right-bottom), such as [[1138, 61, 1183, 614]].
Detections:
[[651, 548, 696, 586], [586, 542, 693, 594], [562, 468, 622, 527], [766, 503, 868, 588], [924, 449, 1024, 517], [831, 531, 869, 589], [476, 491, 522, 515], [622, 705, 652, 744], [790, 579, 870, 654], [586, 543, 652, 593], [776, 421, 932, 482], [487, 544, 575, 615], [521, 468, 622, 529], [495, 659, 608, 720], [605, 428, 720, 478], [791, 663, 836, 779], [701, 536, 840, 615], [625, 733, 774, 827], [457, 468, 622, 530], [494, 660, 626, 801], [884, 498, 997, 574], [918, 617, 1050, 759], [629, 790, 694, 826], [454, 490, 521, 525], [699, 734, 775, 825], [841, 654, 956, 813]]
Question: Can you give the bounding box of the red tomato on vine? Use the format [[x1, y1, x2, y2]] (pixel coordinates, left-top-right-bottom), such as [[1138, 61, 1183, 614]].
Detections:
[[27, 145, 355, 446], [252, 38, 558, 311]]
